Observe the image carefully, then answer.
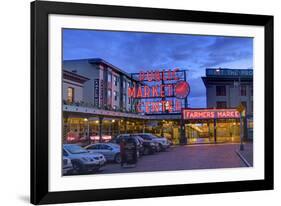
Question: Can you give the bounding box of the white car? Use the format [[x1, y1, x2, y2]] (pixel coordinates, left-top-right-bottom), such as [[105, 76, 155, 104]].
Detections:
[[63, 144, 106, 174], [135, 133, 170, 151], [62, 156, 73, 175]]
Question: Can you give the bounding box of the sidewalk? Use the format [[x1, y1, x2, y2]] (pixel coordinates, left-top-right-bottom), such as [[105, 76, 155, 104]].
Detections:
[[236, 142, 253, 166]]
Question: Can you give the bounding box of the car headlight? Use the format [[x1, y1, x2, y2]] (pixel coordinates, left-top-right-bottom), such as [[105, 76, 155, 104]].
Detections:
[[150, 142, 155, 146]]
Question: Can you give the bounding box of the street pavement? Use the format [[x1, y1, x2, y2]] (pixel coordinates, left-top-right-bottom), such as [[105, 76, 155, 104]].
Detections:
[[98, 143, 247, 174], [236, 142, 253, 166]]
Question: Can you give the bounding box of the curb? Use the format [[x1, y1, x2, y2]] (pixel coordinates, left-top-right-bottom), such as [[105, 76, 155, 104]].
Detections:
[[235, 150, 252, 167]]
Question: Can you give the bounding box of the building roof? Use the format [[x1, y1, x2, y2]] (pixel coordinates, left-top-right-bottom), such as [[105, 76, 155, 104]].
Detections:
[[202, 68, 253, 87], [63, 70, 90, 83], [63, 58, 138, 82]]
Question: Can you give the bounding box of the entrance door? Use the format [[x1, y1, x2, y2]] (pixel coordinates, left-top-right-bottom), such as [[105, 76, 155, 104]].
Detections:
[[185, 122, 213, 144]]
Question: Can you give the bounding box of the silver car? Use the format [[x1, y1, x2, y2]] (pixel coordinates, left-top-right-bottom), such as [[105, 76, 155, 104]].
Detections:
[[63, 144, 106, 174], [85, 143, 121, 163]]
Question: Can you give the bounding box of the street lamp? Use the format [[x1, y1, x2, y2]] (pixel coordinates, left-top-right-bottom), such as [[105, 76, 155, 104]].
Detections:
[[83, 118, 90, 144]]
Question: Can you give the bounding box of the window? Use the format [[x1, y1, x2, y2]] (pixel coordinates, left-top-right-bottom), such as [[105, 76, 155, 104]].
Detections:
[[114, 91, 118, 101], [250, 86, 253, 96], [108, 72, 112, 82], [88, 145, 99, 150], [67, 87, 74, 103], [240, 85, 247, 96], [216, 86, 226, 96], [113, 76, 118, 86], [123, 94, 126, 104], [63, 149, 68, 156], [107, 89, 112, 105], [250, 101, 253, 113], [216, 101, 227, 109]]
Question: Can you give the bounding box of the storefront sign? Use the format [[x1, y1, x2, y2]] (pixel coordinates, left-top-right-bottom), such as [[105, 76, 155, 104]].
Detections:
[[182, 108, 240, 120], [129, 68, 190, 113]]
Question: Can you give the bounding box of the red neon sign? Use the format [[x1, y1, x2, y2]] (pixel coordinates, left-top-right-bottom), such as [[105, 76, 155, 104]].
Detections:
[[182, 109, 240, 120], [129, 68, 190, 113]]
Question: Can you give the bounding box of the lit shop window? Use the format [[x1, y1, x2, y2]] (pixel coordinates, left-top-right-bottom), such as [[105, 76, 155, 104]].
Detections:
[[67, 87, 74, 103], [216, 101, 227, 109], [240, 85, 247, 96], [216, 85, 226, 96]]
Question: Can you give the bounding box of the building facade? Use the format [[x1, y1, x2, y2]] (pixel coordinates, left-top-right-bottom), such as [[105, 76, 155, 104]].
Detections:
[[202, 68, 253, 139], [63, 58, 139, 113], [202, 68, 253, 114], [62, 59, 253, 145]]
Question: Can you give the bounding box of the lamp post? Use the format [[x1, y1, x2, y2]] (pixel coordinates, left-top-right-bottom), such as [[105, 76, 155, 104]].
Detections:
[[83, 118, 90, 145]]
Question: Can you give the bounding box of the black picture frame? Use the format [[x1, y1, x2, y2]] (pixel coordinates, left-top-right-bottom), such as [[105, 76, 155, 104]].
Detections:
[[31, 0, 274, 204]]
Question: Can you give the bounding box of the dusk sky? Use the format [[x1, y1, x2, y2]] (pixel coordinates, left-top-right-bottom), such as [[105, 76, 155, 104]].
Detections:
[[63, 29, 253, 108]]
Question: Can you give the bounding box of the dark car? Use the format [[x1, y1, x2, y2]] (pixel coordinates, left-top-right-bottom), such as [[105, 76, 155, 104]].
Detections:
[[110, 134, 144, 157], [131, 135, 157, 155]]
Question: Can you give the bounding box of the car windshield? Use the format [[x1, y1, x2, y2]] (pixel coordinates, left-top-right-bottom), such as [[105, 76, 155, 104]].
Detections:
[[64, 145, 88, 154]]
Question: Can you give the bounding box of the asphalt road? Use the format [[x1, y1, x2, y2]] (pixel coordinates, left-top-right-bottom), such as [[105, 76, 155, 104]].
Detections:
[[98, 143, 247, 174]]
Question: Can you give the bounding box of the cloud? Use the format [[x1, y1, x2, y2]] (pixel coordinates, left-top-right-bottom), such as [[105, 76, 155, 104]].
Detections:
[[63, 29, 253, 107]]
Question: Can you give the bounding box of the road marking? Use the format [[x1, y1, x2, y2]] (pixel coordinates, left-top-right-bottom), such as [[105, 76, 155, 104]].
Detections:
[[235, 150, 252, 167]]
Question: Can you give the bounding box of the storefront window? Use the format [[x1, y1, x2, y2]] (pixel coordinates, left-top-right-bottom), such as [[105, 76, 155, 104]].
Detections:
[[67, 87, 74, 103]]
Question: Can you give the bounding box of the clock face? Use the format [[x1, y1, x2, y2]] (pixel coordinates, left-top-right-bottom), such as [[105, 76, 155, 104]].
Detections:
[[174, 81, 190, 99]]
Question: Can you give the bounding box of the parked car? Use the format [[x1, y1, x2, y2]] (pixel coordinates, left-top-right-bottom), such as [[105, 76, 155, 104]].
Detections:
[[110, 134, 143, 157], [131, 135, 157, 155], [63, 144, 106, 174], [62, 156, 73, 175], [85, 143, 121, 163], [135, 133, 170, 151]]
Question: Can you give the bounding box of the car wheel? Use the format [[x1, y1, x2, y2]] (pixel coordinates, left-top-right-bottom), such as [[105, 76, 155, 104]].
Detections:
[[144, 148, 149, 155], [114, 153, 121, 163], [72, 161, 84, 174], [159, 144, 164, 151]]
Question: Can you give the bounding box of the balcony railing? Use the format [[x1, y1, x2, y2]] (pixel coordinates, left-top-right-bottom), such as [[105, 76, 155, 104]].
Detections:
[[63, 100, 137, 114]]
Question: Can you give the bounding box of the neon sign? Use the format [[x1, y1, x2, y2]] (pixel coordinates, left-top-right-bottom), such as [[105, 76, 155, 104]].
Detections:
[[129, 68, 190, 113], [182, 108, 240, 120]]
